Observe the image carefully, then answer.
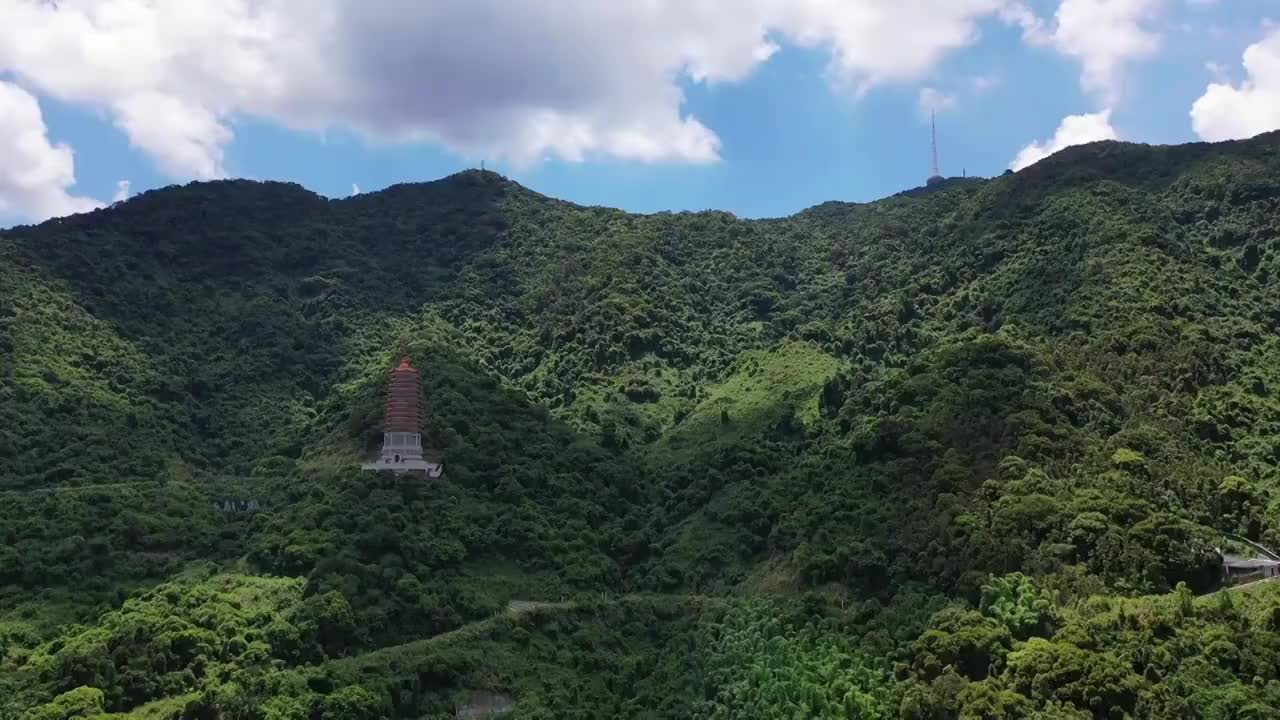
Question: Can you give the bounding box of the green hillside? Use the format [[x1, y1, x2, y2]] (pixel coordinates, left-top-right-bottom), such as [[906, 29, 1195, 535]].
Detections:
[[3, 131, 1280, 718]]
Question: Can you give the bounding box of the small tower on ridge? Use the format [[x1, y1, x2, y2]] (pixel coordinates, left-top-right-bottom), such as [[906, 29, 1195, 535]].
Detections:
[[361, 355, 444, 477], [927, 109, 944, 186]]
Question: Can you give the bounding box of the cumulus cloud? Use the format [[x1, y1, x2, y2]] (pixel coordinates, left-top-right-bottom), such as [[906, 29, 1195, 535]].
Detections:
[[0, 81, 102, 223], [1010, 108, 1119, 170], [775, 0, 1009, 95], [1000, 1, 1053, 45], [16, 0, 1190, 223], [111, 180, 131, 203], [1058, 0, 1163, 100], [1007, 0, 1164, 102], [351, 183, 360, 196], [1190, 27, 1280, 141], [0, 0, 1021, 187]]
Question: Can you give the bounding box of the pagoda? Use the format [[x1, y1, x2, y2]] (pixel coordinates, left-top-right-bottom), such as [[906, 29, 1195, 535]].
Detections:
[[361, 355, 444, 477]]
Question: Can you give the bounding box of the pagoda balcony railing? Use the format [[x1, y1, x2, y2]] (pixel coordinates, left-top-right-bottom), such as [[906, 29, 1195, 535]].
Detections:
[[382, 432, 422, 449]]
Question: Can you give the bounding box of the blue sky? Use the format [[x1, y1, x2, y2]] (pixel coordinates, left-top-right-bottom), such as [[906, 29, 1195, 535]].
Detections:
[[1, 0, 1277, 226]]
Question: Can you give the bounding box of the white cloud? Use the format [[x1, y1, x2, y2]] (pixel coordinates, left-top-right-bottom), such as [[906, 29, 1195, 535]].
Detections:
[[112, 179, 131, 203], [1055, 0, 1164, 101], [970, 73, 1003, 92], [1007, 0, 1164, 102], [1010, 108, 1119, 170], [915, 74, 998, 116], [775, 0, 1010, 96], [1190, 27, 1280, 141], [1001, 2, 1053, 45], [0, 81, 102, 223], [0, 0, 1017, 191], [113, 92, 231, 179], [1205, 61, 1231, 83], [351, 183, 360, 196], [918, 87, 959, 116]]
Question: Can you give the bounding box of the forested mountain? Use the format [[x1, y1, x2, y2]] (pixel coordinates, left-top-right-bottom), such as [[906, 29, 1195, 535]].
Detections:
[[2, 131, 1280, 718]]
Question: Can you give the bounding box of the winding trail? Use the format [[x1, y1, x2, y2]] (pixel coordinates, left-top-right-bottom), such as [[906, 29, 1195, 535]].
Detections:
[[328, 593, 712, 676]]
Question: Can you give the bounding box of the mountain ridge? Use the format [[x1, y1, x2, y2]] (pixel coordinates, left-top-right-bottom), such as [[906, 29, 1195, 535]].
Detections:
[[11, 129, 1274, 238]]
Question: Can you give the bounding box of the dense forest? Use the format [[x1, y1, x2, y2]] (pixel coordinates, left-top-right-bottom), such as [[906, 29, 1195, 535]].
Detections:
[[2, 130, 1280, 718]]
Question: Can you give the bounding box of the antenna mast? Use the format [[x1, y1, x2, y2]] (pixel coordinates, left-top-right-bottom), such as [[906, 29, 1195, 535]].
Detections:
[[931, 110, 940, 177], [928, 109, 943, 185]]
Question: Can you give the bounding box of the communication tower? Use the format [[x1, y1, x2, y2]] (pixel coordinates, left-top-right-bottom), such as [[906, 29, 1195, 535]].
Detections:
[[928, 109, 944, 186]]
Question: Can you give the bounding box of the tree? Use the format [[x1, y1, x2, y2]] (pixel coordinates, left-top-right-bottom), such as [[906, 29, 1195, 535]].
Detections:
[[979, 573, 1058, 640], [30, 686, 106, 720]]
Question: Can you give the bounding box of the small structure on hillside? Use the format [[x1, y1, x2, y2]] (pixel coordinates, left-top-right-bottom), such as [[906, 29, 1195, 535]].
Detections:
[[1218, 534, 1280, 586], [361, 355, 444, 477], [213, 498, 264, 515], [1222, 555, 1280, 584], [456, 691, 515, 719]]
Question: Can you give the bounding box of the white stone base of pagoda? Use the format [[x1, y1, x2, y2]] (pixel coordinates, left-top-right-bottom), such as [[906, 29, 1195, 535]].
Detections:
[[360, 458, 444, 476], [359, 431, 443, 476]]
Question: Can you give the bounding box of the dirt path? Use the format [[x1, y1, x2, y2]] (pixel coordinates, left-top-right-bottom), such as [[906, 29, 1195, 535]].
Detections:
[[329, 593, 711, 675]]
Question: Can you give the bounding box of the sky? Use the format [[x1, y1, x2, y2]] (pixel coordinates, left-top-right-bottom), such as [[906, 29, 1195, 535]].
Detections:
[[0, 0, 1278, 227]]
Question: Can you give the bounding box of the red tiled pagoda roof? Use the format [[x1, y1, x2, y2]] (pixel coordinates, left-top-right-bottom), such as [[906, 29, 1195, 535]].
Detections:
[[383, 356, 424, 433]]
